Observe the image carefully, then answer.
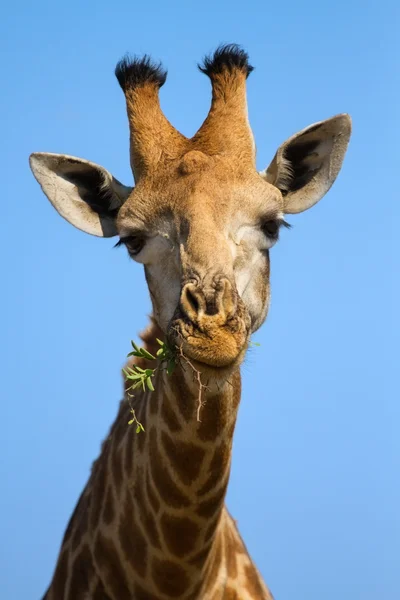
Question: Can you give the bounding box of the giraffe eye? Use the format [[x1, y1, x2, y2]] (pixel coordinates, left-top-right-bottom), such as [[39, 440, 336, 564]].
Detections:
[[114, 235, 146, 255], [262, 220, 280, 238], [262, 219, 291, 239]]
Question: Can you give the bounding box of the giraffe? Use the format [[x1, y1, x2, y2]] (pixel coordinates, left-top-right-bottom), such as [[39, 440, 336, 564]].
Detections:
[[30, 44, 351, 599]]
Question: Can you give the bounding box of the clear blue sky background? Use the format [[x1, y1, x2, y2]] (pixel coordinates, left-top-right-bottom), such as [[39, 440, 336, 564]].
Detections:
[[1, 1, 398, 598]]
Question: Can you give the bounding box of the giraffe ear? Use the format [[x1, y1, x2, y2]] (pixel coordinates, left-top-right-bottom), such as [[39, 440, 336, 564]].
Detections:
[[29, 153, 132, 237], [260, 114, 351, 214]]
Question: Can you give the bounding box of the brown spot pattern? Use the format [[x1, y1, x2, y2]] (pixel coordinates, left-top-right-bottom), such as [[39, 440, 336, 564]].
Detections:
[[160, 513, 200, 557], [225, 529, 238, 579], [204, 534, 224, 588], [61, 488, 85, 546], [204, 516, 221, 544], [111, 444, 124, 495], [225, 419, 237, 442], [111, 411, 127, 447], [145, 468, 160, 514], [244, 564, 270, 598], [119, 494, 148, 578], [161, 395, 182, 432], [198, 442, 230, 496], [90, 461, 107, 530], [93, 532, 131, 600], [133, 582, 160, 600], [50, 549, 69, 600], [188, 542, 213, 570], [197, 485, 227, 519], [92, 581, 112, 600], [149, 389, 160, 415], [145, 513, 162, 549], [197, 396, 230, 442], [170, 373, 194, 421], [149, 428, 190, 508], [124, 425, 134, 475], [131, 468, 162, 549], [66, 544, 94, 600], [70, 494, 90, 553], [151, 557, 189, 597], [102, 486, 115, 526], [215, 588, 240, 599], [161, 432, 205, 486]]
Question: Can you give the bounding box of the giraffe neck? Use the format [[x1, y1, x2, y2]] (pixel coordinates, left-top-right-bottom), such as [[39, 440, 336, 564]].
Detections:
[[44, 320, 272, 599], [110, 339, 242, 597]]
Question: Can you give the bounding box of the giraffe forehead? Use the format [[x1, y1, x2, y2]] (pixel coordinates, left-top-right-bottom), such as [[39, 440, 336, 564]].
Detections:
[[118, 164, 279, 233]]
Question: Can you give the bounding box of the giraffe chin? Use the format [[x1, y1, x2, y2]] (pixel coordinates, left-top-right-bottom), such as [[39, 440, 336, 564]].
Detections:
[[169, 316, 250, 372]]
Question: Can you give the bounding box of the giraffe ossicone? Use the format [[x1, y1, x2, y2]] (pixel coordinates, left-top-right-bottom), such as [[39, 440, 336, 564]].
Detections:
[[30, 44, 351, 599]]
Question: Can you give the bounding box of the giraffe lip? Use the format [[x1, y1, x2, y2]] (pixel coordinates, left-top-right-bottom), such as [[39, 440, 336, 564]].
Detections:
[[168, 317, 249, 369], [180, 346, 248, 374], [179, 343, 239, 368]]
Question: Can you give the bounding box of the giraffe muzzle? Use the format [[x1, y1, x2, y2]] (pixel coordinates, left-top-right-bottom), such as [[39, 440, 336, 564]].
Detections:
[[169, 278, 250, 368]]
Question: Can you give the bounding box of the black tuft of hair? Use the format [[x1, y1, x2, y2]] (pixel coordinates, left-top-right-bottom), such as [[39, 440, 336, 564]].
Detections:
[[198, 44, 254, 79], [115, 54, 167, 92]]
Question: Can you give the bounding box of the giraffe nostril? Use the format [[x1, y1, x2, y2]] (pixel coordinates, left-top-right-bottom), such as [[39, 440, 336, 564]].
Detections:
[[180, 283, 206, 323], [186, 287, 200, 314], [180, 278, 237, 324]]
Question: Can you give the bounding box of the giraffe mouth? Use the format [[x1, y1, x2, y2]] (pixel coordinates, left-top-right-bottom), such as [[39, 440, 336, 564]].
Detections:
[[169, 310, 250, 370]]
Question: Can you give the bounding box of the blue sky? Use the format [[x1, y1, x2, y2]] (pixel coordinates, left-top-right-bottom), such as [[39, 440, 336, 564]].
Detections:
[[1, 0, 398, 598]]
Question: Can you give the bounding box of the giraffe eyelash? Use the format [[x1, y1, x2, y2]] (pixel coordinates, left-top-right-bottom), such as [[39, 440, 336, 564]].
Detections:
[[114, 235, 146, 255], [262, 218, 292, 240], [281, 219, 292, 229]]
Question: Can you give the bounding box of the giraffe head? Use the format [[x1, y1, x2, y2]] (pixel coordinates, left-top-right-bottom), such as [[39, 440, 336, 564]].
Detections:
[[30, 45, 351, 372]]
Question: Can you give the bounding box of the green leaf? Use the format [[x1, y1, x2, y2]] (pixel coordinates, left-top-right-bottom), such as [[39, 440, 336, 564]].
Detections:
[[134, 366, 146, 373], [125, 373, 143, 380], [156, 338, 164, 346], [128, 419, 134, 425], [146, 377, 155, 391], [140, 423, 145, 432], [140, 348, 156, 360], [129, 380, 143, 390], [136, 425, 141, 433], [123, 367, 136, 376]]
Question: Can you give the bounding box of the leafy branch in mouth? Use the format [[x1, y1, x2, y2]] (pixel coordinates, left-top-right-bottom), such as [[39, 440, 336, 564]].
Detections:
[[123, 337, 260, 431], [123, 339, 176, 432], [123, 337, 207, 427]]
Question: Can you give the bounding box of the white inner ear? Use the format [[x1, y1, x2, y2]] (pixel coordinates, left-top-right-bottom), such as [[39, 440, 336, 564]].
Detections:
[[30, 153, 132, 237], [259, 114, 352, 215], [300, 138, 333, 170]]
